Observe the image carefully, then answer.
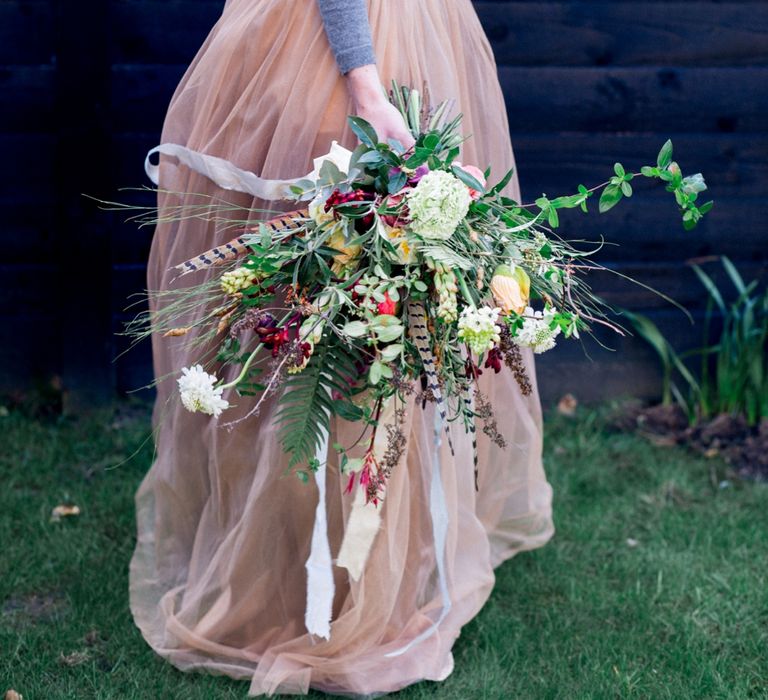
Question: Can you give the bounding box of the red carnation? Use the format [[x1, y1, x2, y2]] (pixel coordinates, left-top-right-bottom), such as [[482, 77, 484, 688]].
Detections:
[[377, 291, 397, 316]]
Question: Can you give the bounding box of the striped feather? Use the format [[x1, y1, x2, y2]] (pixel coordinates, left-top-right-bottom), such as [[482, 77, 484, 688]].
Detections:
[[407, 301, 455, 458], [461, 385, 479, 490], [172, 208, 309, 277]]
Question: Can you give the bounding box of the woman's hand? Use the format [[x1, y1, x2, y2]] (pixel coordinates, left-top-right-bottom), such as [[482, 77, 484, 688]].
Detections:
[[346, 65, 416, 150]]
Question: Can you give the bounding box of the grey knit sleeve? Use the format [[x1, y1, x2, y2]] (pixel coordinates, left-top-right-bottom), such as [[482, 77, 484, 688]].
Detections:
[[317, 0, 376, 75]]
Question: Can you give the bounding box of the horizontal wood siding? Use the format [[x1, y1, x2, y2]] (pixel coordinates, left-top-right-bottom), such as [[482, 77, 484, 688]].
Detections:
[[0, 0, 766, 404]]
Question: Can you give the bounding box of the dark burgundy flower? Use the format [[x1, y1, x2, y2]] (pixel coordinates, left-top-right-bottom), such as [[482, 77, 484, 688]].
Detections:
[[258, 325, 290, 356], [324, 188, 375, 232], [465, 357, 482, 379], [484, 347, 503, 374]]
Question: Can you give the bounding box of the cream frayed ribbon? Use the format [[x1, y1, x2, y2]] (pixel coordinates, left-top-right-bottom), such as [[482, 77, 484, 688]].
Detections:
[[144, 141, 353, 198], [146, 142, 452, 646], [336, 396, 396, 580], [305, 388, 335, 640]]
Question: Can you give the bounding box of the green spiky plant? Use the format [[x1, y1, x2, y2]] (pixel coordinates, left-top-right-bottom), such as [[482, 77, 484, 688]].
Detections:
[[627, 257, 768, 425]]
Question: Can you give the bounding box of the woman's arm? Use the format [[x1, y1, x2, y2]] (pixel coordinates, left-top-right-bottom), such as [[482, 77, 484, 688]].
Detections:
[[316, 0, 376, 76], [317, 0, 415, 148]]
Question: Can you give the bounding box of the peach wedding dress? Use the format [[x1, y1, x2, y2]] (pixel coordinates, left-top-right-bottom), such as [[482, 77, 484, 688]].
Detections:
[[129, 0, 555, 696]]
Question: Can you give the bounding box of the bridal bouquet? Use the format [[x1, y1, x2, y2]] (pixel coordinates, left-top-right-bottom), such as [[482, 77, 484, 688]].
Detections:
[[131, 84, 712, 501]]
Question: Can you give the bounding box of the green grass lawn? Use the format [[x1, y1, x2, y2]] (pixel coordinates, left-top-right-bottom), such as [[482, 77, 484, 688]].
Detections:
[[1, 400, 766, 699]]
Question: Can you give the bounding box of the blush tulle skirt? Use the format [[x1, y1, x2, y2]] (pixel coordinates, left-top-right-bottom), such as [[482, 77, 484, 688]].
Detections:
[[129, 0, 555, 695]]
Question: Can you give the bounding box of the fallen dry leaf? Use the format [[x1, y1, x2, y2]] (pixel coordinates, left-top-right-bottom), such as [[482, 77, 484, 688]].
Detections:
[[557, 393, 578, 417], [50, 504, 81, 522], [5, 690, 23, 700]]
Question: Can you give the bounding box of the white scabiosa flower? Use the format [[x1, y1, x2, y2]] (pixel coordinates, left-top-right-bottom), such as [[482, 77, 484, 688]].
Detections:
[[406, 170, 472, 240], [513, 307, 562, 354], [177, 365, 230, 417], [457, 306, 501, 354]]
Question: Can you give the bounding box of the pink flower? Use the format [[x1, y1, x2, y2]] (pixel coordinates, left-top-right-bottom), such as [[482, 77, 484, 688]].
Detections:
[[456, 163, 487, 200]]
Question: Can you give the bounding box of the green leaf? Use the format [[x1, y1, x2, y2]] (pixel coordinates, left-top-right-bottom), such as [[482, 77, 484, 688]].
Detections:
[[657, 140, 674, 169], [375, 325, 404, 343], [620, 181, 633, 197], [490, 168, 515, 195], [319, 159, 345, 184], [598, 184, 623, 213], [343, 320, 368, 338], [419, 245, 474, 271], [380, 343, 404, 362], [614, 162, 625, 177], [547, 206, 560, 228], [348, 116, 379, 148], [641, 166, 657, 178], [422, 132, 440, 150], [369, 361, 383, 385], [334, 399, 364, 422], [451, 165, 485, 195], [388, 170, 407, 194]]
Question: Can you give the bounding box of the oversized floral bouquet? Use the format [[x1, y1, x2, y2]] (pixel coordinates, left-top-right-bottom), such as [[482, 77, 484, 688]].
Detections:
[[132, 83, 712, 501]]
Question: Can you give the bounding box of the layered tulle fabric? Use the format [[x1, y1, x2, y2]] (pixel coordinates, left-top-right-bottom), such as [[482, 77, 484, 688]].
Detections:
[[129, 0, 555, 696]]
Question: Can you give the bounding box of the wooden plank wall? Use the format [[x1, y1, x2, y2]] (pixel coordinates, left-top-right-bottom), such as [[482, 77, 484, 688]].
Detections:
[[1, 0, 766, 404]]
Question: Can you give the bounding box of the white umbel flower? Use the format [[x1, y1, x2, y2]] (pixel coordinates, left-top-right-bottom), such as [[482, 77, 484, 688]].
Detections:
[[513, 307, 562, 354], [406, 170, 471, 240], [178, 365, 230, 417], [457, 306, 501, 354]]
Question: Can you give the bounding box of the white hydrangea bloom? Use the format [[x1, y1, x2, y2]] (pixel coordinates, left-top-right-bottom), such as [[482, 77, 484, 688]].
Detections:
[[457, 306, 501, 354], [513, 307, 562, 354], [406, 170, 471, 240], [178, 365, 230, 417]]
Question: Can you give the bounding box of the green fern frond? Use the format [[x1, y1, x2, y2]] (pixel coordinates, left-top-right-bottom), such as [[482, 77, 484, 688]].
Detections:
[[276, 340, 359, 468]]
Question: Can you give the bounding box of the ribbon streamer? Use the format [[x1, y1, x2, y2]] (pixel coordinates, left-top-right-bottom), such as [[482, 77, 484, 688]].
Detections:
[[304, 388, 335, 640], [145, 140, 353, 202], [385, 403, 452, 657], [336, 396, 395, 580]]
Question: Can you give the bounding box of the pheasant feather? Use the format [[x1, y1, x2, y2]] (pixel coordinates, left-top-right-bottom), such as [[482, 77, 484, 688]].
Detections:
[[172, 208, 309, 277]]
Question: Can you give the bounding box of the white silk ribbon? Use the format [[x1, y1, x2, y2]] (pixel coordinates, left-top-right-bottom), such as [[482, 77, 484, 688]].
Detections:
[[304, 389, 334, 640], [144, 141, 353, 202], [385, 404, 452, 657]]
